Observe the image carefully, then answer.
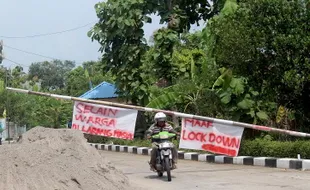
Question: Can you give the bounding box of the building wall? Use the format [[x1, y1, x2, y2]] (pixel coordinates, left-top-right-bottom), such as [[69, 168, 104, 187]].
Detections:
[[0, 120, 26, 140]]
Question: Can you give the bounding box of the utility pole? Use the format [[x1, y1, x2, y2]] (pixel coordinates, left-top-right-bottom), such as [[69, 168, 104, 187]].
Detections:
[[5, 67, 11, 144], [2, 40, 11, 143], [0, 40, 11, 144], [0, 40, 9, 143]]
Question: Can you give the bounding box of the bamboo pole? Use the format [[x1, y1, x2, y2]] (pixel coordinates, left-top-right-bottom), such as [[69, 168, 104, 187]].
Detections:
[[6, 87, 310, 138]]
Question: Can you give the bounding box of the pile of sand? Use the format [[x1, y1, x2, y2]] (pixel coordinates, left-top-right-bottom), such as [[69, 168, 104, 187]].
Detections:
[[0, 127, 133, 190]]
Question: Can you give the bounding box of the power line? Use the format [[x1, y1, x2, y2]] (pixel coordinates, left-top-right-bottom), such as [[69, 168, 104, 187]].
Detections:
[[3, 44, 83, 66], [4, 44, 58, 60], [3, 57, 29, 68], [0, 21, 96, 39]]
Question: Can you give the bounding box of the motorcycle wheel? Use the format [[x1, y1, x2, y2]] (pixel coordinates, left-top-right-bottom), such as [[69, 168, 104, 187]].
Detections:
[[157, 171, 163, 177], [164, 157, 171, 182]]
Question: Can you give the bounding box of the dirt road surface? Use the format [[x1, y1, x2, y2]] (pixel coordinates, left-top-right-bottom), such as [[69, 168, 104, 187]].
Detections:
[[100, 151, 310, 190]]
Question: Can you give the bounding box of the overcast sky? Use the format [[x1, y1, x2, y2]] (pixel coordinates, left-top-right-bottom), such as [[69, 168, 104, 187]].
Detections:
[[0, 0, 204, 72]]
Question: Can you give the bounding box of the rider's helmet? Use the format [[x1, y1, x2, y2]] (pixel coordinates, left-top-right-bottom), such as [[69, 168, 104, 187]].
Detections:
[[154, 112, 167, 127]]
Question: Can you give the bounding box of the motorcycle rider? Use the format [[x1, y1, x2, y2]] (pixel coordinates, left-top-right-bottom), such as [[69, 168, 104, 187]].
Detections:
[[146, 112, 179, 171]]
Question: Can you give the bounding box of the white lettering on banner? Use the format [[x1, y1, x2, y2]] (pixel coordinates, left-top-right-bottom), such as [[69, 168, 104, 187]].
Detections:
[[179, 118, 244, 157], [71, 101, 138, 140]]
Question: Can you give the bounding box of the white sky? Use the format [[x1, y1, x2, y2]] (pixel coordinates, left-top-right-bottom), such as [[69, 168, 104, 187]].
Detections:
[[0, 0, 205, 72]]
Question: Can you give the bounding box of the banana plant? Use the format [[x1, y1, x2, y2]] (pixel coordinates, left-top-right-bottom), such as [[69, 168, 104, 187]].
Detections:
[[275, 105, 296, 130], [212, 67, 275, 124], [146, 48, 207, 113]]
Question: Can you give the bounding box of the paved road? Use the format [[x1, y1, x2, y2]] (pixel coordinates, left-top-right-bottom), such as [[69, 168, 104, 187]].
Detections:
[[100, 151, 310, 190]]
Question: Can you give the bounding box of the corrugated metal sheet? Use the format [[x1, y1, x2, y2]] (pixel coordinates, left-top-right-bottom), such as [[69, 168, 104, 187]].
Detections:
[[79, 81, 118, 99]]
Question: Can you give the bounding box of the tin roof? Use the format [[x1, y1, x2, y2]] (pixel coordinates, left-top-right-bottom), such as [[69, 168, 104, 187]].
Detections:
[[79, 81, 118, 99]]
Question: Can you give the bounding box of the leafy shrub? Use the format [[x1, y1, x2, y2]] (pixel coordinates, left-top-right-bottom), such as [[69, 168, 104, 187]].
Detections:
[[87, 134, 310, 159], [239, 138, 310, 159]]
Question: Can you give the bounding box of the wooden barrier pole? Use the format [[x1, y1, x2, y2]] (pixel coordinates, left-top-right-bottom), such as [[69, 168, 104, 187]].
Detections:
[[6, 87, 310, 138]]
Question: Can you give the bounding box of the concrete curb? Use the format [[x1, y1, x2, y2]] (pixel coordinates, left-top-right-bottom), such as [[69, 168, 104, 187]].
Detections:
[[89, 143, 310, 171]]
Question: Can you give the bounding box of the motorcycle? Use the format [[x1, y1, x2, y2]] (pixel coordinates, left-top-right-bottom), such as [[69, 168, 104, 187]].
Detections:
[[150, 131, 177, 182]]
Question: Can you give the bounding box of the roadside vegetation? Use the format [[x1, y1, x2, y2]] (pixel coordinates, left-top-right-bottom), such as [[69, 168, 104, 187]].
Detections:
[[1, 0, 310, 158]]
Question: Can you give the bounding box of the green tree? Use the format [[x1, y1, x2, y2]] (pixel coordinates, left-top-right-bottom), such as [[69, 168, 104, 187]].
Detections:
[[64, 66, 90, 97], [88, 0, 227, 105], [10, 66, 27, 88], [0, 66, 35, 127], [64, 61, 114, 97], [88, 0, 151, 105], [28, 96, 72, 128], [146, 31, 223, 117], [28, 60, 75, 91], [210, 0, 310, 130]]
